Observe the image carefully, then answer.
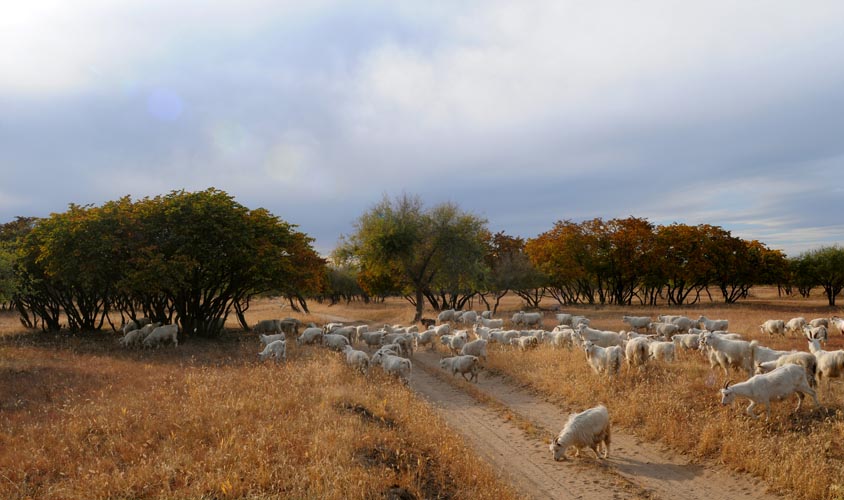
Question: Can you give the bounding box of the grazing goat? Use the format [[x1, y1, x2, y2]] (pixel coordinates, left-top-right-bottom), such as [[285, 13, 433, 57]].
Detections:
[[440, 355, 481, 382], [258, 340, 286, 363], [549, 405, 611, 461], [720, 364, 820, 420]]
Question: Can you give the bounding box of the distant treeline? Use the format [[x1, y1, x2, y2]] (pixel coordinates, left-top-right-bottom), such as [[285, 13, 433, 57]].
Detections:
[[1, 191, 842, 334]]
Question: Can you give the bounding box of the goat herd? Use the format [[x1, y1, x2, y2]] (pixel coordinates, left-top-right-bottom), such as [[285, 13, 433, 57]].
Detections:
[[118, 310, 844, 462]]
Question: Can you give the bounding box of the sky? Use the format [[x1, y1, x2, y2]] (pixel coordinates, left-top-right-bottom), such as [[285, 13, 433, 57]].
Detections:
[[2, 1, 844, 257]]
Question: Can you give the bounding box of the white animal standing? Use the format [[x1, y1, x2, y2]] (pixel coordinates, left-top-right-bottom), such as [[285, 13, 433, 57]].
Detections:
[[720, 364, 821, 420]]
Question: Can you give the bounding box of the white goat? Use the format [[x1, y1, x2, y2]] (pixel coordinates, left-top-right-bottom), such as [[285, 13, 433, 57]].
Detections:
[[720, 364, 821, 420], [342, 345, 370, 374], [759, 319, 786, 336], [583, 341, 622, 376], [785, 317, 807, 337], [371, 350, 412, 384], [700, 331, 756, 376], [807, 339, 844, 391], [460, 339, 488, 361], [622, 315, 651, 331], [698, 316, 729, 332], [625, 337, 650, 371], [142, 324, 178, 348], [649, 341, 675, 363], [549, 405, 611, 461], [296, 327, 324, 346], [754, 352, 817, 388], [257, 339, 286, 363], [259, 333, 286, 346], [576, 325, 625, 348], [440, 355, 481, 382]]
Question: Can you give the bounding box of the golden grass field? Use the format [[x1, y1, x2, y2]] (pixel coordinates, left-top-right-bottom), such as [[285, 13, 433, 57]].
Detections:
[[1, 287, 843, 499], [0, 305, 519, 499]]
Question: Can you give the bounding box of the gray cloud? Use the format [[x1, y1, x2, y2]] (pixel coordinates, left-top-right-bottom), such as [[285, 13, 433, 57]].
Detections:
[[2, 1, 844, 256]]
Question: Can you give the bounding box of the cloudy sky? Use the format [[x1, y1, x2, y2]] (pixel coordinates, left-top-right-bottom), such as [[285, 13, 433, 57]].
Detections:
[[2, 1, 844, 256]]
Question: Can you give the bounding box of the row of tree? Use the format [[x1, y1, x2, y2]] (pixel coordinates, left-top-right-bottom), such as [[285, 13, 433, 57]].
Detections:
[[1, 189, 324, 335], [1, 191, 842, 334], [331, 195, 844, 321]]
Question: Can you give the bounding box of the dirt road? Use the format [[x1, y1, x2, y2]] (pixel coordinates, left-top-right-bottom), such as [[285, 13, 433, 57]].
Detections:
[[410, 350, 781, 500]]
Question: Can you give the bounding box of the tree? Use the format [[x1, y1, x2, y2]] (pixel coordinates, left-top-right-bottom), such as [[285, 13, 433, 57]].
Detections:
[[13, 189, 324, 336], [340, 194, 488, 322], [652, 224, 714, 305], [799, 246, 844, 306]]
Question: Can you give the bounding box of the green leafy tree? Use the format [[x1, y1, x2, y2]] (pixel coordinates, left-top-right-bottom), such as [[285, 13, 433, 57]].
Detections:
[[340, 194, 488, 322], [799, 246, 844, 306]]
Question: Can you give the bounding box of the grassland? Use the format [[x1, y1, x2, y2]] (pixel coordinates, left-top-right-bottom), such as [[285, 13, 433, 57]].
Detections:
[[0, 307, 519, 500]]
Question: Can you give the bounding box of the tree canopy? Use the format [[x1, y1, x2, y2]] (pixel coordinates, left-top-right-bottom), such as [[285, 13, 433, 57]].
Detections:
[[12, 189, 325, 336]]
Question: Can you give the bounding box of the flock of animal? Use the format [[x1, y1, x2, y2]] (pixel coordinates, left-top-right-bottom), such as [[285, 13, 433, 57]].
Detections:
[[118, 308, 844, 462]]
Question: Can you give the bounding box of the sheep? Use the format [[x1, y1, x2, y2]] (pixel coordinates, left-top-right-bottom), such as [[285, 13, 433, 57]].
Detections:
[[323, 333, 351, 351], [720, 364, 821, 420], [440, 355, 481, 382], [807, 339, 844, 392], [549, 405, 611, 461], [142, 324, 179, 348], [754, 352, 817, 388], [361, 331, 385, 349], [555, 313, 573, 326], [831, 316, 844, 335], [759, 319, 786, 336], [625, 337, 650, 371], [477, 317, 504, 329], [649, 341, 676, 363], [382, 333, 414, 357], [459, 311, 479, 325], [279, 318, 301, 336], [510, 336, 539, 351], [460, 338, 488, 362], [546, 329, 574, 349], [257, 339, 286, 363], [371, 350, 412, 384], [413, 329, 437, 350], [119, 328, 148, 348], [253, 319, 283, 335], [583, 341, 622, 376], [672, 333, 700, 352], [121, 317, 151, 335], [342, 345, 370, 374], [329, 326, 357, 344], [437, 309, 456, 324], [785, 317, 807, 337], [669, 316, 696, 333], [648, 322, 679, 339], [259, 333, 287, 346], [448, 331, 469, 355], [296, 327, 323, 346], [576, 324, 625, 348], [700, 331, 756, 376], [622, 315, 651, 331], [698, 316, 729, 332], [810, 318, 829, 328], [571, 316, 590, 328], [803, 325, 828, 345], [511, 311, 543, 327], [323, 322, 345, 333], [751, 344, 792, 364]]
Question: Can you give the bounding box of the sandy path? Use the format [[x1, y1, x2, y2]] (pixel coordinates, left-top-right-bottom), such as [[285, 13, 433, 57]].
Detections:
[[411, 350, 782, 500], [410, 362, 645, 499]]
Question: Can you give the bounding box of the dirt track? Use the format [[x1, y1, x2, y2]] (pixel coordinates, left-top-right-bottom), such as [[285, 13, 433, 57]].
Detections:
[[409, 350, 781, 500]]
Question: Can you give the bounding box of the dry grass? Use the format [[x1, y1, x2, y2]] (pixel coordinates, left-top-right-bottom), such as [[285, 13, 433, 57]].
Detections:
[[0, 309, 518, 500], [306, 290, 844, 500]]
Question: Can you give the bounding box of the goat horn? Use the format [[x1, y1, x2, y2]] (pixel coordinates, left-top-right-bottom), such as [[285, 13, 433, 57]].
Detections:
[[723, 379, 732, 390]]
